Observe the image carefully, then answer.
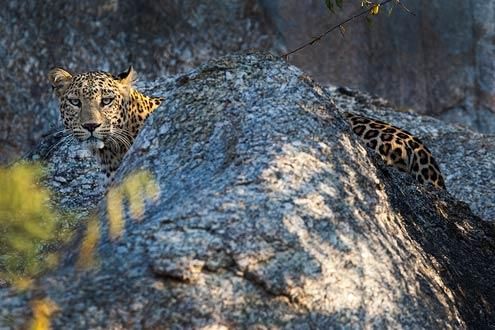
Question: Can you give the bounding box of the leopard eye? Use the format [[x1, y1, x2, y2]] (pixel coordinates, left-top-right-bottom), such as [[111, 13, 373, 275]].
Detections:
[[68, 98, 81, 107], [101, 97, 114, 106]]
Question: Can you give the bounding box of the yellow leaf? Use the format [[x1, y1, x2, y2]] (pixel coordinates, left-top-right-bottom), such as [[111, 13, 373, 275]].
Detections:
[[30, 298, 59, 330], [107, 187, 124, 239], [77, 214, 100, 269], [371, 4, 380, 15], [13, 276, 34, 290]]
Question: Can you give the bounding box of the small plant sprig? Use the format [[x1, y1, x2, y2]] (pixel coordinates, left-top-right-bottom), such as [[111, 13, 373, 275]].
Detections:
[[282, 0, 414, 59], [0, 163, 69, 287]]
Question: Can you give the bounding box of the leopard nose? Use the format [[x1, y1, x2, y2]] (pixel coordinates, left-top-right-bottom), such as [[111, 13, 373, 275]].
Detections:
[[82, 122, 102, 132]]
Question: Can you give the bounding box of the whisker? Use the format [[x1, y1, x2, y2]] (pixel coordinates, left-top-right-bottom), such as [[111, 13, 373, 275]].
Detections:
[[110, 131, 132, 150], [106, 134, 124, 151], [42, 128, 71, 138], [120, 135, 132, 150], [113, 128, 133, 139], [114, 137, 131, 151], [43, 134, 74, 160], [107, 136, 121, 151]]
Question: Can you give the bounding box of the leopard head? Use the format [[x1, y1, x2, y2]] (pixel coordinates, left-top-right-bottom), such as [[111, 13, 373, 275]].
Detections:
[[48, 67, 136, 152]]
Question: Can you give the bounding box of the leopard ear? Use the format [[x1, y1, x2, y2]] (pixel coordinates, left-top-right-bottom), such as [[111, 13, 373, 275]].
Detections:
[[116, 66, 137, 87], [48, 67, 73, 98]]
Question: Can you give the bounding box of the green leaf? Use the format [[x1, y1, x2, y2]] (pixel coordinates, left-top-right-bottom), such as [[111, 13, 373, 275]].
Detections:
[[365, 15, 373, 26], [388, 3, 395, 16], [324, 0, 335, 13], [0, 162, 71, 285], [336, 0, 344, 8]]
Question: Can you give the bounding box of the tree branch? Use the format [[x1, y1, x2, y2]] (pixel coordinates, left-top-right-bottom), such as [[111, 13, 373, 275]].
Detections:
[[281, 0, 396, 59]]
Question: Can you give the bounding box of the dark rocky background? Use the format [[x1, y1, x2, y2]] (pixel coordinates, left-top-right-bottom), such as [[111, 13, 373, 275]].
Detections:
[[262, 0, 495, 132], [1, 0, 495, 164]]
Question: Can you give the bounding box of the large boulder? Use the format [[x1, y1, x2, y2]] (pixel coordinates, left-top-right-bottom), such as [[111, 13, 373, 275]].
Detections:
[[1, 52, 494, 329]]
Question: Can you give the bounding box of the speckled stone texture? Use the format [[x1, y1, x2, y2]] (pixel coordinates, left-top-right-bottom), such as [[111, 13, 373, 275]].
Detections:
[[1, 52, 495, 329]]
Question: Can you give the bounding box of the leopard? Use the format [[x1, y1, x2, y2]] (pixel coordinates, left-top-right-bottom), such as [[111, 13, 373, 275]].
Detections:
[[48, 66, 162, 177], [344, 112, 446, 189]]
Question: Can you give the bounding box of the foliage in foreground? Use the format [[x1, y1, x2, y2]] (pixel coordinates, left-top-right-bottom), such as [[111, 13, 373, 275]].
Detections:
[[0, 163, 67, 286]]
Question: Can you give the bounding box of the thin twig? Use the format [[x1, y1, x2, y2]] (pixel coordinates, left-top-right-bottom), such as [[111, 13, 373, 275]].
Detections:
[[281, 0, 396, 59], [395, 0, 415, 16]]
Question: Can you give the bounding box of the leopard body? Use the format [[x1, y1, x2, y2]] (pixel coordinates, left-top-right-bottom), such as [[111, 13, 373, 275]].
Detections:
[[344, 112, 445, 189]]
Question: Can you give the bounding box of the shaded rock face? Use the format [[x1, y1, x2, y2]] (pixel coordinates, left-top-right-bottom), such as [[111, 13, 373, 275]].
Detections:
[[0, 0, 276, 164], [2, 53, 495, 328], [262, 0, 495, 133]]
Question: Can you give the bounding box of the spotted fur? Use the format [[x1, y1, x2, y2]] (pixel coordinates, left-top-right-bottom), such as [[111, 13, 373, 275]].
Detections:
[[344, 112, 445, 189], [48, 67, 162, 176]]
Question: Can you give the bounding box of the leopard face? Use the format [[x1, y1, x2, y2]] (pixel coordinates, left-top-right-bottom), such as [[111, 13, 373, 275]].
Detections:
[[48, 67, 162, 176], [345, 112, 445, 189]]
